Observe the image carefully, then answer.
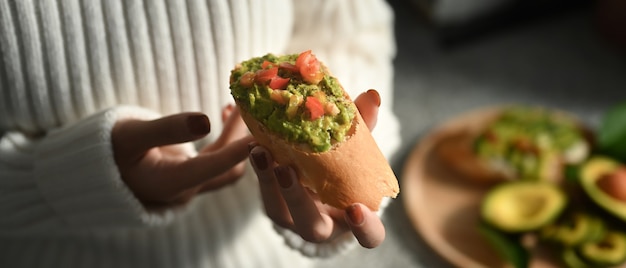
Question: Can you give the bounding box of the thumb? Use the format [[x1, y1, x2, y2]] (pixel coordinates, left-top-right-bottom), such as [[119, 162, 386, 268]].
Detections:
[[353, 89, 381, 130]]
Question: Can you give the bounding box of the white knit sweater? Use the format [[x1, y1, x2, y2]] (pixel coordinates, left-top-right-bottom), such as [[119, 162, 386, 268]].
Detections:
[[0, 0, 400, 267]]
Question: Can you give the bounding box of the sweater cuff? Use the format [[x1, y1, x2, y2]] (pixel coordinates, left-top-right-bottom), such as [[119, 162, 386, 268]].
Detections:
[[34, 106, 188, 229], [275, 197, 392, 258]]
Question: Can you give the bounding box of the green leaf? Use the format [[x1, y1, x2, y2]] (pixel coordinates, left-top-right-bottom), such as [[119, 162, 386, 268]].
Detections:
[[478, 221, 530, 268], [564, 164, 581, 183], [598, 102, 626, 162]]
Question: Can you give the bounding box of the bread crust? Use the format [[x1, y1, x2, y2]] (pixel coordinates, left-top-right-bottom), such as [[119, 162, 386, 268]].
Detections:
[[434, 129, 512, 184], [239, 103, 399, 211]]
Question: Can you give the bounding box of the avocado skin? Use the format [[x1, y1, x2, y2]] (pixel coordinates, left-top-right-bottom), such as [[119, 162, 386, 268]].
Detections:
[[561, 248, 590, 268], [579, 156, 626, 223], [478, 221, 529, 268]]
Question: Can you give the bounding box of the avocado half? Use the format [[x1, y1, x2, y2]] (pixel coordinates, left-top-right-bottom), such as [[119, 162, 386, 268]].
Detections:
[[541, 212, 606, 247], [481, 181, 567, 232], [578, 231, 626, 267], [579, 156, 626, 223]]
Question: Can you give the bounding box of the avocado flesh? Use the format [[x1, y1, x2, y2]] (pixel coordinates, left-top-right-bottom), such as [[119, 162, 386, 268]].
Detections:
[[580, 156, 626, 223], [481, 181, 567, 232], [541, 213, 606, 247], [578, 231, 626, 267], [561, 248, 592, 268]]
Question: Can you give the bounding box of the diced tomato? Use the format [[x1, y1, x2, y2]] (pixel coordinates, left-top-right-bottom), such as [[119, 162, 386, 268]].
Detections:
[[239, 72, 256, 87], [254, 67, 278, 84], [305, 96, 324, 120], [483, 130, 498, 143], [261, 60, 274, 69], [296, 50, 324, 85], [269, 77, 290, 90], [278, 62, 299, 73]]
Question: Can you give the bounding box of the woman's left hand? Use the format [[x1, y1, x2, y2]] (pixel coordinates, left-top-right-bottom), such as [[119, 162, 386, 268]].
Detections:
[[112, 105, 253, 208], [249, 89, 386, 248]]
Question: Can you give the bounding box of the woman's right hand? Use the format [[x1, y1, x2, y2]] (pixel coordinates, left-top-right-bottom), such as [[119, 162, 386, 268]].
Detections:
[[249, 90, 387, 249], [111, 105, 254, 208]]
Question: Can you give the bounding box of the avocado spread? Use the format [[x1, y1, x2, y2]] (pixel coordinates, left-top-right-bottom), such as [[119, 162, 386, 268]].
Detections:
[[475, 106, 588, 180], [230, 52, 357, 152]]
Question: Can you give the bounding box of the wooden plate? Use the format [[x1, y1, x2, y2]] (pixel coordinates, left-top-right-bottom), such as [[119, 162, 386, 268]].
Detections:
[[401, 106, 559, 268]]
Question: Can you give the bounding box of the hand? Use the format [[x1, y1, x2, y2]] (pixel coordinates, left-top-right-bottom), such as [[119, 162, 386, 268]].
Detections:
[[249, 90, 386, 248], [112, 105, 254, 208]]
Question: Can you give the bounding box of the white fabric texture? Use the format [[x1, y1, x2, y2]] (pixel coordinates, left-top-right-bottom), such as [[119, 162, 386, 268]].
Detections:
[[0, 0, 400, 267]]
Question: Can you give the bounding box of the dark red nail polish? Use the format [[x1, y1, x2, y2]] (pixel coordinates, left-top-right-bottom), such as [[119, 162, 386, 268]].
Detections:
[[248, 141, 259, 153], [274, 166, 293, 189], [251, 151, 268, 170], [187, 114, 211, 136], [367, 89, 381, 107], [347, 204, 364, 225]]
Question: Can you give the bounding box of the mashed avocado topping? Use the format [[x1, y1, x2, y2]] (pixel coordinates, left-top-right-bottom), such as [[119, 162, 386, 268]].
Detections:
[[475, 106, 588, 180], [230, 51, 357, 152]]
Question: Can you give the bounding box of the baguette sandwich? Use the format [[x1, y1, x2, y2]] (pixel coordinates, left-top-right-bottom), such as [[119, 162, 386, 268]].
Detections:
[[229, 50, 399, 210], [436, 106, 591, 184]]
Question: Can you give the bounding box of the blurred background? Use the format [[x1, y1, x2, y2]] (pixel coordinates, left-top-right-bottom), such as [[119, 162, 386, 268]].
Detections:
[[319, 0, 626, 267]]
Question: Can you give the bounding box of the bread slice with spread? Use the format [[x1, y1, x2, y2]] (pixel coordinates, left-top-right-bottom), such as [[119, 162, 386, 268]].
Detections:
[[230, 50, 399, 210]]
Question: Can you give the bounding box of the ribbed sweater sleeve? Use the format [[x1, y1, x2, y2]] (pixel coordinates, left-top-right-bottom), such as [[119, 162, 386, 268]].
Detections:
[[0, 0, 401, 264], [0, 106, 192, 234]]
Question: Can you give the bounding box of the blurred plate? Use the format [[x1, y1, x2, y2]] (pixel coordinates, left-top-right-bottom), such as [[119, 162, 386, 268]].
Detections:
[[401, 106, 559, 268]]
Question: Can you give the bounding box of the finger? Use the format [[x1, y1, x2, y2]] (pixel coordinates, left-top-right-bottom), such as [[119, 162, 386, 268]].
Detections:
[[201, 107, 249, 153], [274, 165, 334, 243], [222, 103, 235, 122], [220, 108, 248, 145], [197, 160, 247, 193], [142, 188, 197, 208], [114, 112, 211, 157], [249, 146, 293, 228], [159, 135, 254, 194], [345, 203, 386, 248], [353, 89, 381, 130]]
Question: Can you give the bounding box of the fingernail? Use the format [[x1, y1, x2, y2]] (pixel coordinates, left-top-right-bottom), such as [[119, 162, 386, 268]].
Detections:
[[366, 89, 381, 107], [187, 114, 211, 136], [248, 141, 259, 152], [274, 166, 293, 189], [251, 151, 268, 170], [346, 204, 365, 226]]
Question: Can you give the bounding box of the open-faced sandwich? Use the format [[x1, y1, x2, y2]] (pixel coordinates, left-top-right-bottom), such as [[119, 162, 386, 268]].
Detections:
[[436, 106, 591, 184], [229, 50, 399, 210]]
